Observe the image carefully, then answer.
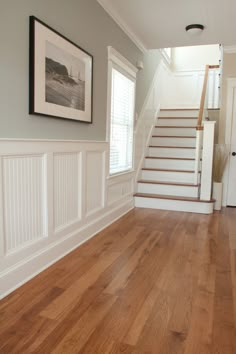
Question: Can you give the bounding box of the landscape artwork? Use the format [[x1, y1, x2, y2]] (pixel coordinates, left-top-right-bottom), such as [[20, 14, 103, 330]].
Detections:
[[29, 16, 93, 122], [45, 41, 85, 111]]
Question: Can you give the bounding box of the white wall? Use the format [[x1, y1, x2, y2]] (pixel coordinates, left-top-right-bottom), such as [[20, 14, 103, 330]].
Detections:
[[0, 139, 134, 299], [219, 52, 236, 143], [161, 66, 220, 109], [172, 45, 220, 71], [160, 45, 221, 109]]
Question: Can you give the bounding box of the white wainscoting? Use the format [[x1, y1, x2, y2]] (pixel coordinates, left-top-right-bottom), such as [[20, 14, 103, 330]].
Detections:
[[54, 152, 81, 232], [107, 171, 134, 207], [161, 68, 220, 109], [0, 139, 134, 299], [2, 154, 47, 255]]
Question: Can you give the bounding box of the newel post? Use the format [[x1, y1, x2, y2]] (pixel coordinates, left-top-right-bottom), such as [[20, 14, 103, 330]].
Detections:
[[200, 121, 216, 200], [194, 128, 203, 185]]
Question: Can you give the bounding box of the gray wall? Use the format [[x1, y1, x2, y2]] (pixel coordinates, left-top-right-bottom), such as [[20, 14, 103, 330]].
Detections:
[[219, 53, 236, 144], [136, 49, 162, 115], [0, 0, 161, 141]]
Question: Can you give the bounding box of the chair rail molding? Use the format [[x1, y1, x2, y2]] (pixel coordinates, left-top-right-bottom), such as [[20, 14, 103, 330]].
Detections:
[[0, 139, 134, 299]]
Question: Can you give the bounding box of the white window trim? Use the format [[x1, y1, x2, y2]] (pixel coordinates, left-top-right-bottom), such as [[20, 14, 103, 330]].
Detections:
[[106, 46, 137, 176], [108, 46, 138, 79]]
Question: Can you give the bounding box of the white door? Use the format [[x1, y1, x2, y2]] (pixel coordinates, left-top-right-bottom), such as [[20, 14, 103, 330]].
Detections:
[[227, 87, 236, 206]]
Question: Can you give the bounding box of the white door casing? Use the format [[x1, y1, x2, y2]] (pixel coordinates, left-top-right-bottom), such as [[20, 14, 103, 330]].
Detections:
[[225, 79, 236, 206]]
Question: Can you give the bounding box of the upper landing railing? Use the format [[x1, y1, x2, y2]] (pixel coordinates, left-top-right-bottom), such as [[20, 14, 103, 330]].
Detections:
[[197, 64, 220, 129]]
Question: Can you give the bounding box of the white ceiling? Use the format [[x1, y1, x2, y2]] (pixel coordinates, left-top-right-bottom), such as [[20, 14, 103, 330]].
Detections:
[[97, 0, 236, 52]]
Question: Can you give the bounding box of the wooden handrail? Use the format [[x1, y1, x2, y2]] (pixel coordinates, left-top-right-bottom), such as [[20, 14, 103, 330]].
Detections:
[[197, 65, 209, 127], [197, 64, 220, 128], [209, 65, 220, 69]]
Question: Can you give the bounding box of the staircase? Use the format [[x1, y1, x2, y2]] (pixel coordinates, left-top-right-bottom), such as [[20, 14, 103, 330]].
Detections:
[[134, 109, 215, 214]]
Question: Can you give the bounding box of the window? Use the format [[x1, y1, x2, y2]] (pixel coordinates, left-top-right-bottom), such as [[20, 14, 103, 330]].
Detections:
[[107, 47, 137, 175]]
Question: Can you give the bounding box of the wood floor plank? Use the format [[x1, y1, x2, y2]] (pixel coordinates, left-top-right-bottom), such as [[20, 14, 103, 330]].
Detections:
[[124, 214, 194, 348], [40, 226, 145, 320], [128, 215, 195, 353], [104, 230, 161, 295], [79, 214, 187, 352], [230, 249, 236, 328], [211, 211, 236, 354], [0, 287, 63, 353], [51, 293, 117, 354], [40, 251, 121, 320], [29, 227, 150, 351], [1, 208, 236, 353]]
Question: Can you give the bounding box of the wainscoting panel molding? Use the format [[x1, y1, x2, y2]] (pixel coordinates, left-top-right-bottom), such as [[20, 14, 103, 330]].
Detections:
[[0, 140, 134, 299], [2, 154, 47, 255], [54, 152, 81, 232], [85, 151, 105, 217], [107, 172, 134, 207]]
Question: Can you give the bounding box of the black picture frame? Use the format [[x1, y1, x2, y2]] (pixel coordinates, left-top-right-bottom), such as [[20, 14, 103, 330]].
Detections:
[[29, 16, 93, 123]]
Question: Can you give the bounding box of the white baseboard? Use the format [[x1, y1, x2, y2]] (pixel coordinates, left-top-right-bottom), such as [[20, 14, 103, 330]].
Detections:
[[0, 199, 133, 300]]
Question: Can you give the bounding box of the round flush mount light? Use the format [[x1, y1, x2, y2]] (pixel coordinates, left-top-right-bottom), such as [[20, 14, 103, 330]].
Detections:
[[185, 24, 204, 35]]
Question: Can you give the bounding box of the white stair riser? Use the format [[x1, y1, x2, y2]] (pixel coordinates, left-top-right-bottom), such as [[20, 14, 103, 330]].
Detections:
[[138, 183, 199, 198], [153, 127, 196, 136], [149, 147, 196, 159], [151, 137, 196, 147], [157, 119, 197, 127], [141, 170, 199, 183], [159, 110, 198, 117], [134, 197, 214, 214], [145, 158, 198, 171]]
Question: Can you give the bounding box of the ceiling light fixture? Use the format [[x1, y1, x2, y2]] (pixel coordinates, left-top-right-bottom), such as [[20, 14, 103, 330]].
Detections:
[[185, 24, 204, 35]]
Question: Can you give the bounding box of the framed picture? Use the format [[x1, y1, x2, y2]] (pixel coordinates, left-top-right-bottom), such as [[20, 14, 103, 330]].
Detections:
[[29, 16, 93, 123]]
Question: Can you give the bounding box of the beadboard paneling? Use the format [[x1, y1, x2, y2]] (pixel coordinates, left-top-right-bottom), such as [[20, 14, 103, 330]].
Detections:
[[54, 152, 81, 232], [86, 151, 105, 216], [2, 154, 47, 254]]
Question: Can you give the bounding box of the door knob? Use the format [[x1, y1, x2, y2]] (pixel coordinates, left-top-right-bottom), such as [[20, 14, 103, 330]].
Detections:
[[232, 152, 236, 156]]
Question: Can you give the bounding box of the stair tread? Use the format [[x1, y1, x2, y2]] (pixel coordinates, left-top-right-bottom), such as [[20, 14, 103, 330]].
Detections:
[[134, 193, 214, 203], [155, 126, 197, 128], [149, 145, 196, 149], [138, 180, 199, 187], [142, 168, 196, 173], [160, 108, 198, 111], [152, 135, 196, 138], [158, 117, 198, 119], [145, 156, 197, 160]]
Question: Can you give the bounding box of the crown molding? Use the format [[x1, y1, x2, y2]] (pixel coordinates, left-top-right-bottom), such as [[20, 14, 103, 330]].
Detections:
[[97, 0, 147, 53], [223, 45, 236, 53]]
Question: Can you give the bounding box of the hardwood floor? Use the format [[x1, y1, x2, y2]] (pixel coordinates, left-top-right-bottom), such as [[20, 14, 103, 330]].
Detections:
[[1, 207, 236, 353]]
